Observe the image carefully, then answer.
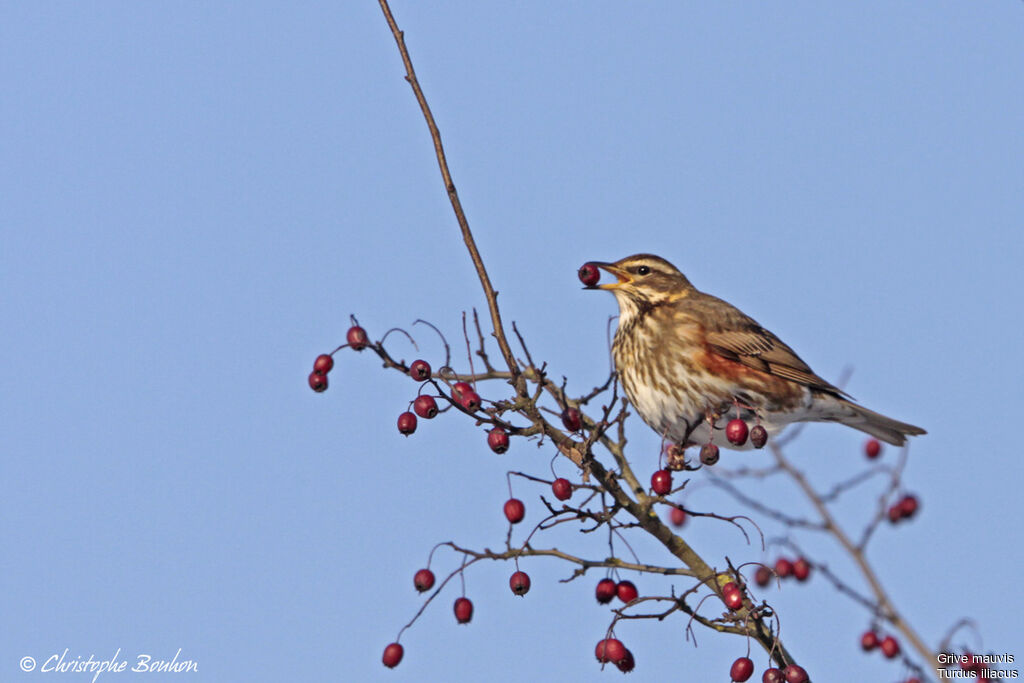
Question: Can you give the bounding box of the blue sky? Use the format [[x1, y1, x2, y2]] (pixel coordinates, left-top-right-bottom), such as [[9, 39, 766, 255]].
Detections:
[[2, 2, 1022, 682]]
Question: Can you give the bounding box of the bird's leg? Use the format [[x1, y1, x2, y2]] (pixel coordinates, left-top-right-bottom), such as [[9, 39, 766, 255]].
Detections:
[[664, 425, 690, 471], [732, 396, 757, 415], [731, 396, 765, 425], [703, 406, 720, 433]]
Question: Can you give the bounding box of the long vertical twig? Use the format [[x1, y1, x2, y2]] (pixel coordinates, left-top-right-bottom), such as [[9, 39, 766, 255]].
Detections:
[[377, 0, 521, 386]]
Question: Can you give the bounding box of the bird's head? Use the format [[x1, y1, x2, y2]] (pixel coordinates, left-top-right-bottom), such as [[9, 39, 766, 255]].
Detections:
[[584, 254, 694, 320]]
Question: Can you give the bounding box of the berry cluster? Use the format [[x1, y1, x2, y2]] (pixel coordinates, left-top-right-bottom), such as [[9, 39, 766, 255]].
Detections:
[[310, 323, 529, 455], [860, 630, 900, 658], [307, 323, 369, 393], [384, 495, 543, 667], [724, 418, 768, 449], [726, 658, 808, 683], [595, 638, 635, 673], [594, 577, 638, 605], [308, 353, 334, 393], [721, 581, 745, 611], [755, 557, 811, 586], [888, 494, 920, 524]]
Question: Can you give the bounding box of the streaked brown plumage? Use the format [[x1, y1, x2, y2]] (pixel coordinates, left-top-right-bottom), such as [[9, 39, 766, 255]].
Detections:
[[587, 254, 925, 451]]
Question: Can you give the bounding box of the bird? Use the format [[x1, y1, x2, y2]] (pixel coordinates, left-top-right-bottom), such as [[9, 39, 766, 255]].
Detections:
[[584, 254, 925, 453]]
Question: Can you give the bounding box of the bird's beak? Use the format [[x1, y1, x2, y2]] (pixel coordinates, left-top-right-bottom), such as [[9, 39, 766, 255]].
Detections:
[[590, 262, 632, 290]]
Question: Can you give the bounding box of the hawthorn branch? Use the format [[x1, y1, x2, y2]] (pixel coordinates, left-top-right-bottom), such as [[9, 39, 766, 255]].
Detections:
[[444, 541, 696, 578], [376, 0, 800, 672], [770, 442, 937, 678]]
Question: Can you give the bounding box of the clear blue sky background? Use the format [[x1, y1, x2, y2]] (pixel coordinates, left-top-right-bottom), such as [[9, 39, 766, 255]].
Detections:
[[3, 2, 1022, 682]]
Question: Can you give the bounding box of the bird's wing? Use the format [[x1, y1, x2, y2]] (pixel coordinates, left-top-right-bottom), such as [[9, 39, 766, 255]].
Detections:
[[695, 295, 849, 397]]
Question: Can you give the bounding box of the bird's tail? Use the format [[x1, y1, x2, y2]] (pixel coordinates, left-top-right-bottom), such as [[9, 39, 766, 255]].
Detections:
[[834, 399, 926, 446]]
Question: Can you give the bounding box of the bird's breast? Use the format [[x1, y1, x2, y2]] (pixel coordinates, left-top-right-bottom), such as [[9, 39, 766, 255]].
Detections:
[[612, 316, 708, 440]]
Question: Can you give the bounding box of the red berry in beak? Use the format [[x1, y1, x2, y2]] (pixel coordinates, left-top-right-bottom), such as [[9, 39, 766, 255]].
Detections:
[[578, 262, 600, 287]]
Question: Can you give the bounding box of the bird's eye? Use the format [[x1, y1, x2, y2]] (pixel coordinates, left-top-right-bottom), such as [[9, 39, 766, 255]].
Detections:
[[636, 265, 651, 275]]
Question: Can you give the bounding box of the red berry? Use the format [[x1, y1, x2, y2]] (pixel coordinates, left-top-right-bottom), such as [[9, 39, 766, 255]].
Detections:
[[792, 558, 811, 582], [880, 635, 900, 658], [308, 371, 328, 393], [397, 411, 417, 435], [730, 656, 754, 682], [888, 504, 902, 523], [669, 506, 687, 527], [726, 418, 749, 446], [865, 438, 882, 459], [313, 354, 333, 374], [487, 427, 510, 454], [700, 443, 720, 465], [503, 498, 525, 524], [750, 424, 768, 448], [783, 665, 808, 683], [413, 568, 435, 592], [754, 566, 772, 587], [615, 649, 635, 673], [650, 469, 672, 496], [552, 477, 572, 501], [578, 262, 601, 287], [774, 558, 793, 578], [346, 325, 368, 350], [595, 578, 617, 604], [409, 359, 431, 381], [899, 494, 919, 519], [616, 580, 638, 604], [722, 582, 744, 610], [594, 638, 626, 664], [860, 631, 879, 651], [381, 642, 403, 668], [906, 679, 922, 683], [413, 394, 438, 419], [462, 391, 481, 411], [453, 596, 473, 624], [762, 668, 785, 683], [509, 570, 531, 596], [561, 407, 582, 432], [452, 381, 481, 410]]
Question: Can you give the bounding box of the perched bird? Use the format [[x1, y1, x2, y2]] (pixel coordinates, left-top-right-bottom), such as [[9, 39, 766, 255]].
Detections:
[[584, 254, 924, 451]]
